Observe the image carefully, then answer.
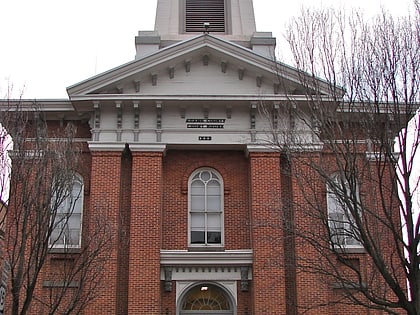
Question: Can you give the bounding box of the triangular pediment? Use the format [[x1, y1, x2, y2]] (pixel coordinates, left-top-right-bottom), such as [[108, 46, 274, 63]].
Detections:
[[67, 35, 332, 102]]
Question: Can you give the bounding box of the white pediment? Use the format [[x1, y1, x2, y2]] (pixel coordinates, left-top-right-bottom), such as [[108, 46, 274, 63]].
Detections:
[[67, 34, 324, 101]]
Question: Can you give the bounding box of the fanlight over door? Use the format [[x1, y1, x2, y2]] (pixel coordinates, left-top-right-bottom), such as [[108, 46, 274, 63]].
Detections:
[[180, 283, 234, 315]]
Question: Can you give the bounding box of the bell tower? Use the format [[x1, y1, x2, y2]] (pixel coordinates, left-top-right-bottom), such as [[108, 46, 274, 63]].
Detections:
[[135, 0, 276, 58]]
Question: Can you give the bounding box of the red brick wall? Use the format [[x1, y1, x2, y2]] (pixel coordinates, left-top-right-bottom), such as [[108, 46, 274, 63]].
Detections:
[[236, 284, 252, 315], [3, 120, 98, 315], [160, 149, 251, 314], [7, 138, 399, 314], [289, 151, 404, 315], [161, 281, 176, 314], [162, 150, 251, 250]]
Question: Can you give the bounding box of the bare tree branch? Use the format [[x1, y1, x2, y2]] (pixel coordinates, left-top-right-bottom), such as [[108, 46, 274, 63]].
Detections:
[[0, 99, 112, 315], [262, 4, 419, 314]]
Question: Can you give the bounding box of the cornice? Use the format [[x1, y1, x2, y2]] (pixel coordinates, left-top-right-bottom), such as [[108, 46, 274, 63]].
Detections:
[[88, 142, 167, 152], [0, 99, 73, 112], [160, 249, 253, 266], [245, 143, 325, 155], [245, 144, 279, 154], [69, 94, 312, 103]]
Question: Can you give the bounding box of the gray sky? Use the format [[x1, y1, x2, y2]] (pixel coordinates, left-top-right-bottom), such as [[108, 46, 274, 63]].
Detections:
[[0, 0, 414, 98]]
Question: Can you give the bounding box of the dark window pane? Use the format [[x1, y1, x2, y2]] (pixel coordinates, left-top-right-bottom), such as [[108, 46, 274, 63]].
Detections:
[[191, 231, 205, 244], [207, 231, 221, 244]]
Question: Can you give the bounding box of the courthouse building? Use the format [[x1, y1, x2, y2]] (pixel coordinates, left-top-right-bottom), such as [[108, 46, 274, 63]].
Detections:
[[3, 0, 402, 314]]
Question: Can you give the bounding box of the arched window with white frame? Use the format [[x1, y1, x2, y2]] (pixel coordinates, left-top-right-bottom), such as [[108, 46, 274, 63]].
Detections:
[[50, 174, 83, 249], [179, 283, 234, 314], [189, 168, 224, 247], [327, 173, 362, 248]]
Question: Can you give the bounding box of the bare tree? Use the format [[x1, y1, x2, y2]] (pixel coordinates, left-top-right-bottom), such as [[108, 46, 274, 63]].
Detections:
[[0, 99, 112, 315], [262, 3, 420, 314]]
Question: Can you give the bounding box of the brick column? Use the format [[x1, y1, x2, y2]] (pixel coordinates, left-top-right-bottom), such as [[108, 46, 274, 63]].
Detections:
[[84, 151, 122, 314], [128, 151, 163, 315], [248, 151, 286, 315], [291, 153, 330, 312]]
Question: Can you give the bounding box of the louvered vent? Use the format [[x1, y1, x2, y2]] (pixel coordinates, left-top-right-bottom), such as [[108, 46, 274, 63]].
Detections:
[[185, 0, 225, 33]]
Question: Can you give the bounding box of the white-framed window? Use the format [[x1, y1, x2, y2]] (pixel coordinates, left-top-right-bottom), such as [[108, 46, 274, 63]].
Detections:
[[49, 174, 83, 248], [188, 168, 224, 247], [327, 173, 362, 248]]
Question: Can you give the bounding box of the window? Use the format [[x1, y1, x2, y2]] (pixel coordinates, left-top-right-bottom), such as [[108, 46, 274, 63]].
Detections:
[[49, 175, 83, 248], [180, 283, 233, 313], [327, 174, 361, 248], [184, 0, 226, 33], [189, 168, 223, 246]]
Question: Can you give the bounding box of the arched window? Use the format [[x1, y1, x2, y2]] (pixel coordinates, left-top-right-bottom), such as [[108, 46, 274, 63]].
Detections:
[[189, 168, 223, 247], [180, 283, 233, 314], [50, 174, 83, 248], [327, 173, 361, 248]]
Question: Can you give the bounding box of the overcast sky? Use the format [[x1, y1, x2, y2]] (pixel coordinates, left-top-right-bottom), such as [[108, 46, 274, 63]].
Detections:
[[0, 0, 415, 99]]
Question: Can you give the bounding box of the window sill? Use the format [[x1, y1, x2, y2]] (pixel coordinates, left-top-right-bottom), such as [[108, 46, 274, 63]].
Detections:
[[43, 280, 79, 288], [333, 246, 366, 254], [48, 247, 81, 254], [188, 246, 225, 252], [332, 281, 367, 290]]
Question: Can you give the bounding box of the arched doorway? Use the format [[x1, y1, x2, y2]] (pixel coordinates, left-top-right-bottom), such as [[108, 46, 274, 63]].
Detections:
[[179, 283, 235, 315]]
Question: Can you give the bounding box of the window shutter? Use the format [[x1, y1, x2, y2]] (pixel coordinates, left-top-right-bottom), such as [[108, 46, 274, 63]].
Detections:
[[185, 0, 225, 33]]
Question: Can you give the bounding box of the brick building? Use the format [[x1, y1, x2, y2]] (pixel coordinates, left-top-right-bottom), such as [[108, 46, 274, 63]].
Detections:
[[2, 0, 405, 314]]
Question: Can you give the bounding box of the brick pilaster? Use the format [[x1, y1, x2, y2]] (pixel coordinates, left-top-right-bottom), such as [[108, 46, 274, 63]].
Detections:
[[84, 151, 122, 314], [249, 151, 286, 314], [127, 152, 163, 315]]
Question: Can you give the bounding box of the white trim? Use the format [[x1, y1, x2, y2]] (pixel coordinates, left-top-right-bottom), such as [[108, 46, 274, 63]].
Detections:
[[11, 138, 90, 143], [286, 143, 324, 152], [164, 267, 251, 281], [69, 95, 313, 103], [160, 249, 253, 266], [88, 142, 167, 152], [245, 144, 278, 154], [0, 99, 73, 111], [365, 151, 399, 162], [245, 143, 324, 155]]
